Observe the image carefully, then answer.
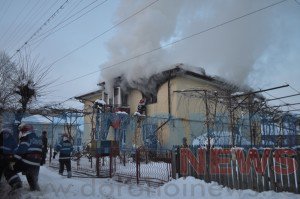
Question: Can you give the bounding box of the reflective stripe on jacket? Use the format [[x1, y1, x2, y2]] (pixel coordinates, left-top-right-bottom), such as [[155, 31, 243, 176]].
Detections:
[[14, 131, 42, 166], [55, 140, 73, 159]]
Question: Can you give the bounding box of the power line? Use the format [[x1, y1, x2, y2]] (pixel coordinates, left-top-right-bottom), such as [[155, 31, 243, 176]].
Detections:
[[31, 0, 102, 43], [0, 1, 30, 47], [31, 0, 107, 50], [4, 0, 47, 52], [288, 83, 300, 94], [0, 0, 13, 27], [45, 0, 159, 68], [6, 0, 61, 54], [49, 0, 288, 90], [10, 0, 71, 59]]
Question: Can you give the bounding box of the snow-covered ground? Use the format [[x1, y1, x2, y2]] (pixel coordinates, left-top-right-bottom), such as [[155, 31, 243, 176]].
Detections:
[[0, 166, 299, 199]]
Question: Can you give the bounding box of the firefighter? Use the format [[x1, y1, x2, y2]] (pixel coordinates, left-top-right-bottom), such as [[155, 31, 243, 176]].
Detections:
[[53, 134, 73, 178], [181, 137, 188, 148], [0, 128, 22, 190], [14, 123, 42, 191], [137, 98, 146, 114], [40, 131, 48, 165]]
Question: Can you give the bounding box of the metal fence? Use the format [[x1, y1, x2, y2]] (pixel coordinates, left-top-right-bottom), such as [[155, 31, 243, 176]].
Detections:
[[48, 147, 173, 187], [173, 146, 300, 194]]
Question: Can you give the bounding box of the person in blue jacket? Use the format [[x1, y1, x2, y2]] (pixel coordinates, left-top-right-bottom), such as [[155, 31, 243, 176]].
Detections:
[[14, 123, 42, 191], [0, 128, 22, 190], [53, 134, 73, 178]]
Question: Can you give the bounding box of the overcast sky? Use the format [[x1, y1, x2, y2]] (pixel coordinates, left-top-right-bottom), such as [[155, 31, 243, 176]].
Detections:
[[0, 0, 300, 112]]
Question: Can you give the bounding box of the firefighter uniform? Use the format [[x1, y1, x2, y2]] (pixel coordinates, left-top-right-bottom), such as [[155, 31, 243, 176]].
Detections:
[[54, 136, 73, 178], [14, 124, 42, 191], [0, 129, 22, 190]]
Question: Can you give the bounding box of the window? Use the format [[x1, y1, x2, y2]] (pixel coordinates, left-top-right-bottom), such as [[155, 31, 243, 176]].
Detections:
[[143, 93, 157, 104]]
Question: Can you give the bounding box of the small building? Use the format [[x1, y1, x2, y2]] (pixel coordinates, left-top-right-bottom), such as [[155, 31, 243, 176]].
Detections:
[[21, 114, 81, 147]]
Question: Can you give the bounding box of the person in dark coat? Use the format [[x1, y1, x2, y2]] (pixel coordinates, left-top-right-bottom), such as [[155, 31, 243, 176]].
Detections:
[[40, 131, 48, 165], [14, 123, 42, 191], [0, 128, 22, 190], [53, 134, 73, 178]]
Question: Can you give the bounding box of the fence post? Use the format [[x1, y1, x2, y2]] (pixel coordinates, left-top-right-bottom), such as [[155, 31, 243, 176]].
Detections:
[[205, 148, 211, 183], [176, 147, 181, 178], [136, 148, 140, 184], [171, 148, 177, 179], [231, 149, 238, 189], [296, 149, 300, 194], [109, 152, 112, 178], [91, 156, 93, 169], [96, 155, 100, 177], [123, 151, 126, 166]]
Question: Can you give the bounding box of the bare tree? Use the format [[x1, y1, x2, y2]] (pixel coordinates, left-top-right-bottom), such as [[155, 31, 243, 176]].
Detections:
[[12, 53, 52, 123], [0, 52, 18, 110]]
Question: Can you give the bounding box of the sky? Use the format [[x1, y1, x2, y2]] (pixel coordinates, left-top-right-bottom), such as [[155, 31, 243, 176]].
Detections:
[[0, 0, 300, 112]]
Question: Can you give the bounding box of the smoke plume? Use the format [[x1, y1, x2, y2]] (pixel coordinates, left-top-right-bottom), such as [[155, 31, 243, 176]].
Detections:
[[100, 0, 300, 94]]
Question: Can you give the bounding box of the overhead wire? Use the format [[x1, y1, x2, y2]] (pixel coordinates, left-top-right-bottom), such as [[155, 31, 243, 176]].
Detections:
[[31, 0, 101, 43], [6, 0, 61, 54], [48, 0, 289, 90], [31, 0, 107, 50], [0, 0, 13, 26], [0, 0, 31, 48], [10, 0, 71, 59], [288, 83, 300, 94], [45, 0, 159, 68], [4, 0, 46, 53]]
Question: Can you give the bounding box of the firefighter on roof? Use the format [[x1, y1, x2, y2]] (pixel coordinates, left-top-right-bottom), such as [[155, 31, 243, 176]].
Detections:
[[137, 98, 146, 114]]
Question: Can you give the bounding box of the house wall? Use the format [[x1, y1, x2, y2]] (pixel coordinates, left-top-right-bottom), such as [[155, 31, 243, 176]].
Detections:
[[127, 90, 143, 114], [80, 75, 288, 149], [156, 76, 227, 149]]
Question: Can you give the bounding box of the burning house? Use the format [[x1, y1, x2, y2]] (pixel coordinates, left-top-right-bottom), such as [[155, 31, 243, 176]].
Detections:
[[76, 64, 299, 149]]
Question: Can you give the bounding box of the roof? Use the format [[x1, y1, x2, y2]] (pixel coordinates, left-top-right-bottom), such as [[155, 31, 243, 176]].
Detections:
[[22, 114, 69, 125], [22, 115, 52, 124], [76, 63, 251, 99], [75, 90, 102, 101]]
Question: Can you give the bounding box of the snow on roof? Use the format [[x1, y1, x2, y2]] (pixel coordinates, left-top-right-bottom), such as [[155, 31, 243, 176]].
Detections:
[[22, 114, 67, 125], [22, 115, 52, 124], [231, 92, 244, 96]]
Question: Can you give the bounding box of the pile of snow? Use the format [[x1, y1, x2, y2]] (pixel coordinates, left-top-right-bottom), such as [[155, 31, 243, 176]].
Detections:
[[157, 177, 298, 199], [192, 132, 251, 147]]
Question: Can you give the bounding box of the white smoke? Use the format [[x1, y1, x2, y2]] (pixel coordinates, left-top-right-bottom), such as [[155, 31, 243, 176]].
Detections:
[[100, 0, 300, 94]]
